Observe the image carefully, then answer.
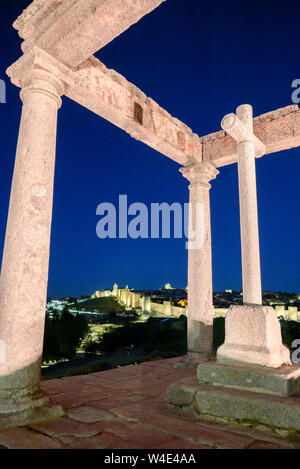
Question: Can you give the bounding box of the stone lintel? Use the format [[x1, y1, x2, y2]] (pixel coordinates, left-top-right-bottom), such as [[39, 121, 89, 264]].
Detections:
[[66, 56, 300, 166], [6, 46, 78, 89], [66, 56, 201, 165], [14, 0, 166, 68], [197, 361, 300, 397], [202, 104, 300, 167]]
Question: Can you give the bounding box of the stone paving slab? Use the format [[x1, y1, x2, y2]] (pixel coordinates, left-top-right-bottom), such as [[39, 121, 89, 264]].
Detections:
[[109, 398, 255, 449], [67, 406, 114, 424], [0, 358, 298, 449], [63, 432, 139, 449], [0, 427, 63, 449]]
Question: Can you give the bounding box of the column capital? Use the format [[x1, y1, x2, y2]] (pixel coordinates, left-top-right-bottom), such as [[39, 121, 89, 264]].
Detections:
[[180, 161, 219, 188], [6, 46, 78, 108], [221, 104, 266, 158]]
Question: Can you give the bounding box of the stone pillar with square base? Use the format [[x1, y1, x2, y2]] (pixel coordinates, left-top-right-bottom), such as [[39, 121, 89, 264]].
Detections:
[[0, 48, 76, 429], [217, 104, 291, 368], [167, 120, 298, 429], [179, 162, 219, 366]]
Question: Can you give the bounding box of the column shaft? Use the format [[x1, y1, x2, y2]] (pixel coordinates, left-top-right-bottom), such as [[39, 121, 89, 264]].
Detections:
[[187, 182, 214, 355], [181, 162, 219, 360], [218, 104, 290, 368], [0, 72, 62, 395], [238, 140, 262, 305]]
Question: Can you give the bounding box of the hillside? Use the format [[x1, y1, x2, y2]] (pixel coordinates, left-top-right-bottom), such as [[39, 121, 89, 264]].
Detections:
[[77, 297, 123, 314]]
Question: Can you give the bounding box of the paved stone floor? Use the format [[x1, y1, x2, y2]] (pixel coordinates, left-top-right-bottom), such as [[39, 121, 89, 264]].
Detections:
[[0, 358, 299, 449]]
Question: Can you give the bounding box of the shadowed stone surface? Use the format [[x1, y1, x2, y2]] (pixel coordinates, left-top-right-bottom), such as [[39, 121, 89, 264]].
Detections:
[[194, 386, 300, 431], [166, 381, 196, 406]]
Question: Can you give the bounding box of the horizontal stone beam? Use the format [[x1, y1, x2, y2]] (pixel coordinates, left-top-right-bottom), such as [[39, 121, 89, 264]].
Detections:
[[202, 105, 300, 167], [65, 56, 202, 165], [14, 0, 166, 68], [66, 57, 300, 166]]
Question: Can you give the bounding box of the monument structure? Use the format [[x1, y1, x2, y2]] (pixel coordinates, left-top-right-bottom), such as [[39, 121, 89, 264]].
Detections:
[[0, 0, 299, 431]]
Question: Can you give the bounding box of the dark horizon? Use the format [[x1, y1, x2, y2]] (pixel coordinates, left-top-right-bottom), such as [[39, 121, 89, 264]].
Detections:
[[0, 0, 299, 297]]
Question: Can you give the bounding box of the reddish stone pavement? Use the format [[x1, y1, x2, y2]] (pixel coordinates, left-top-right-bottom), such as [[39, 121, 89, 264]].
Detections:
[[0, 357, 299, 449]]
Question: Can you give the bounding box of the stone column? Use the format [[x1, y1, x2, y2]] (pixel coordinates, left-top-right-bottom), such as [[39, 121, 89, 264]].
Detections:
[[0, 48, 76, 428], [180, 162, 219, 364], [217, 104, 291, 368], [223, 105, 263, 305]]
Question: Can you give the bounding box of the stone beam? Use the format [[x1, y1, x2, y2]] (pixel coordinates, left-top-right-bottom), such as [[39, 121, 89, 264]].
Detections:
[[202, 105, 300, 167], [64, 56, 300, 166], [14, 0, 166, 68], [65, 56, 202, 165]]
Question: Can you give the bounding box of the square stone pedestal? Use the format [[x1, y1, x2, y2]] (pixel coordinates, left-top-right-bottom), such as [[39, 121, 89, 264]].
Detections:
[[217, 304, 291, 368]]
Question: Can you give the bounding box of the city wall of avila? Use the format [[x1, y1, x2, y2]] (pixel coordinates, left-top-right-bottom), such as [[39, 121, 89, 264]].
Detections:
[[95, 289, 300, 322]]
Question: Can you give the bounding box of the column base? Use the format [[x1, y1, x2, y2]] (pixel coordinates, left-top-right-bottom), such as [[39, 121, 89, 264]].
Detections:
[[0, 385, 64, 430], [186, 318, 213, 364], [217, 304, 292, 368], [174, 352, 212, 369]]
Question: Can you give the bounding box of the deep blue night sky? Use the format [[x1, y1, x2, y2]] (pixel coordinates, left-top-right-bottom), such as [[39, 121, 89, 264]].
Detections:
[[0, 0, 299, 297]]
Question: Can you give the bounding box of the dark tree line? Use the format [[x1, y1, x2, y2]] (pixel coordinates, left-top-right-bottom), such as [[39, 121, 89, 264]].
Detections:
[[43, 309, 88, 362]]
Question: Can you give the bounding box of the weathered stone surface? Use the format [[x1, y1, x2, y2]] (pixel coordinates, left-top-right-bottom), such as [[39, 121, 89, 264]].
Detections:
[[156, 438, 210, 449], [174, 352, 211, 369], [67, 406, 114, 424], [248, 440, 290, 450], [14, 0, 166, 68], [0, 360, 297, 448], [66, 55, 201, 165], [194, 385, 300, 431], [110, 394, 254, 449], [63, 432, 139, 449], [0, 47, 77, 427], [222, 105, 263, 305], [180, 162, 219, 357], [0, 427, 63, 449], [197, 362, 300, 397], [0, 401, 64, 430], [101, 419, 174, 449], [64, 64, 300, 171], [203, 104, 300, 167], [217, 305, 291, 368], [29, 417, 105, 444], [221, 108, 265, 157], [167, 380, 196, 406]]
